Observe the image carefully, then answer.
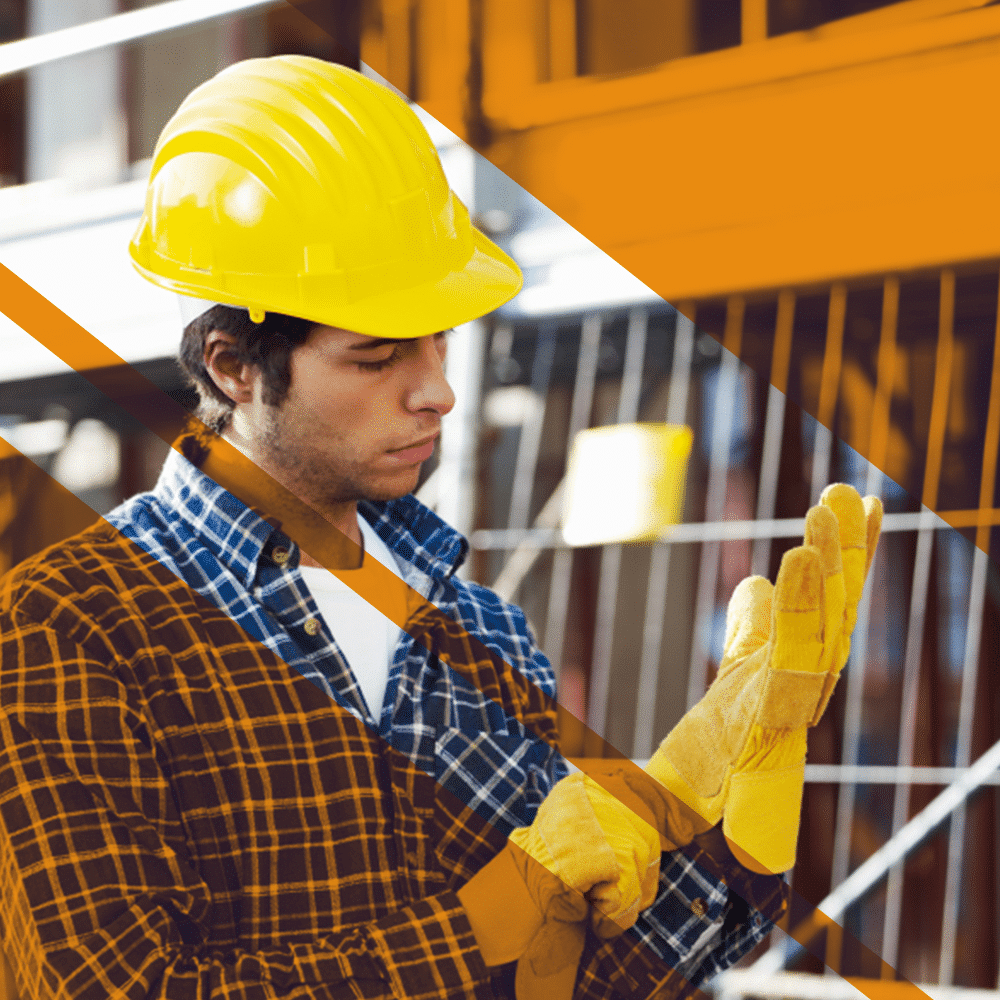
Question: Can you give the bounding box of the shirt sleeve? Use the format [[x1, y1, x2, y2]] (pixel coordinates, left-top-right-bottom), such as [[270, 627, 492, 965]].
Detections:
[[554, 831, 787, 1000], [0, 620, 494, 1000]]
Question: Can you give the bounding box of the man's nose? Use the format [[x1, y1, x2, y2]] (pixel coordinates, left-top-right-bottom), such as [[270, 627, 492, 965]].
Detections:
[[406, 335, 456, 416]]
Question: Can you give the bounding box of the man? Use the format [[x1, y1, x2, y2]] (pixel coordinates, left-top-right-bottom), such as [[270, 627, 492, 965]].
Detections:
[[0, 56, 880, 999]]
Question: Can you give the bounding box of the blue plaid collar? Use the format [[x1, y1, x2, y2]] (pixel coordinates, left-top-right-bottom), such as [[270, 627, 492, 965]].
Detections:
[[155, 434, 470, 590]]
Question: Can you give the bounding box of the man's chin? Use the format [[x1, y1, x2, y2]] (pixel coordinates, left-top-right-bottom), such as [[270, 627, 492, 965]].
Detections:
[[359, 470, 424, 503]]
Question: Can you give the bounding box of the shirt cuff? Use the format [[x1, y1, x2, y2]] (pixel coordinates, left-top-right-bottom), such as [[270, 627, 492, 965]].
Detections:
[[625, 825, 790, 990]]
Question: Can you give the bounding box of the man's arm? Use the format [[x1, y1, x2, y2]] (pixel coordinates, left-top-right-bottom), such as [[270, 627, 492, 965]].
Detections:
[[479, 613, 790, 999], [575, 830, 789, 1000], [0, 619, 495, 1000], [562, 485, 882, 997]]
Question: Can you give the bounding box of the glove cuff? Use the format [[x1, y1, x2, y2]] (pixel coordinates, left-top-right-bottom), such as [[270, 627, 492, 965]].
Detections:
[[457, 847, 544, 967], [722, 760, 805, 874]]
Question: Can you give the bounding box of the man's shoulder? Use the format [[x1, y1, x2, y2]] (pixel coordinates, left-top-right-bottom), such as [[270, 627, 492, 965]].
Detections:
[[0, 506, 189, 629]]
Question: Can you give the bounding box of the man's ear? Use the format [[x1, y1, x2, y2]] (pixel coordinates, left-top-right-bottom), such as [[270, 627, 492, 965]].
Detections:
[[204, 330, 256, 405]]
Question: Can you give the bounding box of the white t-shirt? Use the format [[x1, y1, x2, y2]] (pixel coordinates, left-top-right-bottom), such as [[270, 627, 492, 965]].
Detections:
[[298, 518, 405, 719]]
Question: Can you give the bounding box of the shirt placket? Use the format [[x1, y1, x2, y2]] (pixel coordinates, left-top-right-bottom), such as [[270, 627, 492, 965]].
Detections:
[[253, 533, 374, 724]]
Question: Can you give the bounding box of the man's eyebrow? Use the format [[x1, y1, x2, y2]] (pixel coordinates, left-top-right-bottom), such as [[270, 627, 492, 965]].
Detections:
[[346, 336, 409, 351], [345, 331, 452, 350]]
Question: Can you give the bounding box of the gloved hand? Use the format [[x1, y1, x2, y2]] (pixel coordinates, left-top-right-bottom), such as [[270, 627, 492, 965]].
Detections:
[[509, 772, 662, 928], [643, 484, 883, 873], [458, 770, 663, 1000], [570, 762, 715, 915]]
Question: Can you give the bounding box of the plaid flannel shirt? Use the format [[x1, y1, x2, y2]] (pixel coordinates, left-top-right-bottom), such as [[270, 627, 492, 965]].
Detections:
[[0, 434, 787, 999]]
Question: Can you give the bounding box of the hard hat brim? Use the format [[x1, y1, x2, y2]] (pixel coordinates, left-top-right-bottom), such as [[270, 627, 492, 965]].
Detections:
[[300, 227, 523, 338], [148, 226, 522, 339]]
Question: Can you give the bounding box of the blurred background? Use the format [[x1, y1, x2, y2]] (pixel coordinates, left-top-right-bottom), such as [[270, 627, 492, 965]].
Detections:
[[1, 0, 1000, 996]]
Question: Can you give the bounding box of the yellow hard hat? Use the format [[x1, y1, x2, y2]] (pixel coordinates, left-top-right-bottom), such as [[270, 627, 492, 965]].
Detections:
[[129, 56, 522, 337]]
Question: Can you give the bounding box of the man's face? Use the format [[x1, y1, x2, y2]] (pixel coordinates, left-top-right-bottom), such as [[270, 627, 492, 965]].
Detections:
[[235, 326, 455, 506]]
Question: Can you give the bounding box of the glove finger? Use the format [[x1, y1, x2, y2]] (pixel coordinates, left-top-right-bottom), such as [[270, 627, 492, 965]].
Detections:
[[589, 882, 643, 929], [517, 773, 620, 893], [804, 503, 843, 578], [520, 916, 586, 981], [586, 858, 644, 927], [723, 575, 773, 666], [580, 775, 658, 906], [771, 545, 824, 674], [583, 774, 661, 847], [507, 837, 607, 928], [586, 828, 660, 930], [819, 483, 868, 618], [590, 770, 662, 833], [540, 873, 591, 926], [863, 494, 884, 578], [639, 852, 661, 911], [591, 907, 630, 940], [803, 504, 845, 676]]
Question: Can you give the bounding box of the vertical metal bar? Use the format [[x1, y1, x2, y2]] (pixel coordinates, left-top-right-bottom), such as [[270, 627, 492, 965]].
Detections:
[[588, 544, 624, 735], [506, 324, 557, 540], [939, 270, 1000, 986], [977, 270, 1000, 561], [615, 309, 649, 425], [922, 270, 956, 514], [986, 274, 1000, 996], [868, 277, 900, 479], [633, 307, 696, 759], [830, 277, 900, 902], [880, 520, 934, 971], [543, 315, 603, 680], [666, 308, 696, 429], [938, 544, 988, 984], [881, 269, 955, 972], [810, 283, 847, 504], [490, 321, 514, 375], [767, 881, 795, 961], [752, 289, 796, 577], [685, 297, 744, 710], [588, 309, 649, 736]]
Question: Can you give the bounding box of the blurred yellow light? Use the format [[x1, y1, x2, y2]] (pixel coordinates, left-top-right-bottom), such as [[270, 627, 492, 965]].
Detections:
[[561, 423, 693, 547]]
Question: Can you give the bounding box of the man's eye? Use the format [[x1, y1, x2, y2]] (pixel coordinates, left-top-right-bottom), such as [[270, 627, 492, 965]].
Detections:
[[357, 346, 402, 372]]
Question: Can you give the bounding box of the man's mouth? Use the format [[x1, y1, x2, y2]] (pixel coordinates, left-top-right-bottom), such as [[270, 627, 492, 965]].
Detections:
[[386, 434, 439, 465]]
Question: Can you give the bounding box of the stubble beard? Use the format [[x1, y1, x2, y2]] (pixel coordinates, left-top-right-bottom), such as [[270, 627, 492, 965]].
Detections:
[[258, 405, 416, 508]]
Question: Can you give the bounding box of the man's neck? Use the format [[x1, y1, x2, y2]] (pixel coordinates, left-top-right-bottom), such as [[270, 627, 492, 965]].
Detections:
[[198, 432, 363, 569]]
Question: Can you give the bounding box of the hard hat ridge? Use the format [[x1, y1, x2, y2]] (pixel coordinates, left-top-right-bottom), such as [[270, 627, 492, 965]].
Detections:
[[130, 56, 521, 337]]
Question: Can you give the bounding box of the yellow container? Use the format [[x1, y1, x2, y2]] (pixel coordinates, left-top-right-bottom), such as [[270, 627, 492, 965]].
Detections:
[[561, 423, 693, 547]]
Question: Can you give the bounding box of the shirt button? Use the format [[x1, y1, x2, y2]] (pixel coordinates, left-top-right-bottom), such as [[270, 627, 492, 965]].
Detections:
[[690, 898, 707, 918], [303, 618, 321, 636], [272, 545, 291, 565], [406, 851, 420, 866]]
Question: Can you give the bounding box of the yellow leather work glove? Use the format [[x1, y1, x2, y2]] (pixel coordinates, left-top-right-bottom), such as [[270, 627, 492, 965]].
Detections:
[[458, 771, 662, 1000], [576, 763, 711, 921], [509, 772, 662, 928], [644, 484, 882, 874]]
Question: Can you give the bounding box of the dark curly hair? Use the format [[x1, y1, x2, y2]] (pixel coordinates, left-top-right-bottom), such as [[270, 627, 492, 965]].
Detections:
[[178, 305, 318, 433]]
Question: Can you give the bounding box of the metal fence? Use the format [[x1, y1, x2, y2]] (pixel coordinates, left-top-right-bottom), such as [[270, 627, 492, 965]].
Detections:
[[442, 267, 1000, 989]]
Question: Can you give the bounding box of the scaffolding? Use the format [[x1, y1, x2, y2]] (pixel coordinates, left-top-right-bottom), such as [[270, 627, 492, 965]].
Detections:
[[456, 271, 1000, 989]]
